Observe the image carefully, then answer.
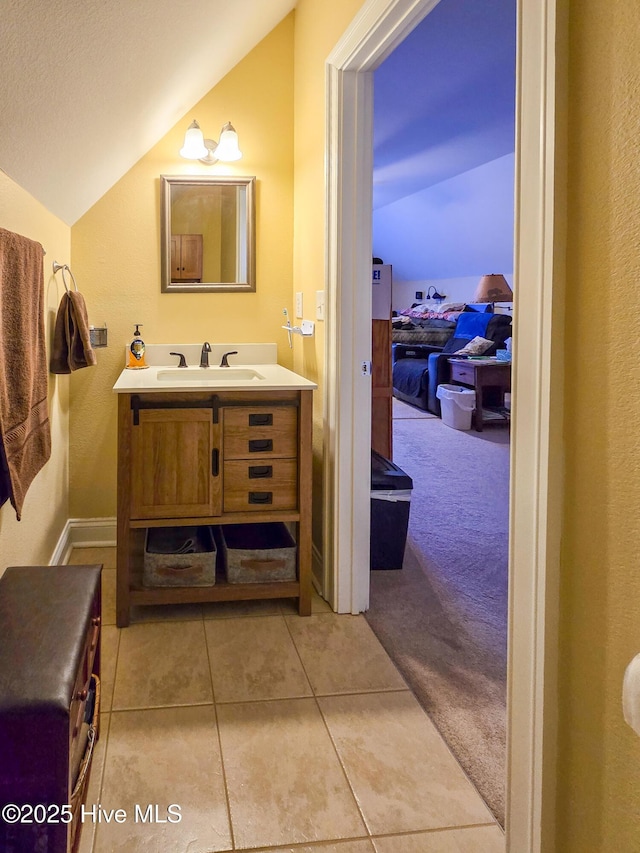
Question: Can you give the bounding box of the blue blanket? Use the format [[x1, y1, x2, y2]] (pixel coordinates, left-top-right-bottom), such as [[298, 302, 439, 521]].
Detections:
[[453, 311, 492, 340]]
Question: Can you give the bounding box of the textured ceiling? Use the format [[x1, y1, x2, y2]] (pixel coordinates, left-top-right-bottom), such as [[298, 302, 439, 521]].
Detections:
[[0, 0, 295, 224], [373, 0, 516, 210]]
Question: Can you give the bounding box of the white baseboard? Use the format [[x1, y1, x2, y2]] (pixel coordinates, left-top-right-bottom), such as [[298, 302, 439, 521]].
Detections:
[[50, 517, 117, 565]]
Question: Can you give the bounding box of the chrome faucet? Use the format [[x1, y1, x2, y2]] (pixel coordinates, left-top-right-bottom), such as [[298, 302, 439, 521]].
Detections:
[[199, 341, 211, 368]]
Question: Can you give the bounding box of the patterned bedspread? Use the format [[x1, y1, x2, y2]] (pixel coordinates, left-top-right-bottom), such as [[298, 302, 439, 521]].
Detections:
[[392, 327, 453, 346]]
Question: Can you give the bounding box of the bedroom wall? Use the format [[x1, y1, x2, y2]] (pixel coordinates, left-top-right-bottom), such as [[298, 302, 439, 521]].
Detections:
[[0, 170, 70, 574], [69, 16, 295, 519], [391, 275, 514, 313], [373, 153, 515, 287]]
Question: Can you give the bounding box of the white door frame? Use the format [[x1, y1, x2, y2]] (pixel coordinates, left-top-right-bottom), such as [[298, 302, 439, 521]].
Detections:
[[323, 0, 565, 850]]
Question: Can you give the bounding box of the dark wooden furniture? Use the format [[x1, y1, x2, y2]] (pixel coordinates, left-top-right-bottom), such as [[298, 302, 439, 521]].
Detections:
[[170, 234, 203, 282], [372, 318, 393, 458], [371, 263, 393, 458], [117, 389, 313, 626], [449, 358, 511, 431], [0, 564, 102, 853]]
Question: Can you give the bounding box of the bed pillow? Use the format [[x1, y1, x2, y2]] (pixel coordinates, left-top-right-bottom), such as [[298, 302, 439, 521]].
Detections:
[[453, 336, 494, 356]]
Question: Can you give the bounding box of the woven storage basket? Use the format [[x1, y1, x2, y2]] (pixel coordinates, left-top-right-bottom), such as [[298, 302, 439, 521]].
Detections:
[[69, 674, 100, 851], [143, 526, 216, 587], [221, 523, 297, 583]]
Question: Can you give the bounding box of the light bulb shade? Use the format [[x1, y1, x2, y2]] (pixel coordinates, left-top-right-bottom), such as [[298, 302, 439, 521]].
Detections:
[[180, 120, 209, 160], [473, 274, 513, 302], [214, 122, 242, 162]]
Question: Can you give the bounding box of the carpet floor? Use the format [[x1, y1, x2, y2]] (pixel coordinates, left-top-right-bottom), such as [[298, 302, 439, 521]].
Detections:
[[365, 414, 509, 825]]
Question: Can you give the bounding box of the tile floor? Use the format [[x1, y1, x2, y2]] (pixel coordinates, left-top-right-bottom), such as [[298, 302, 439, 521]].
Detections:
[[69, 546, 505, 853]]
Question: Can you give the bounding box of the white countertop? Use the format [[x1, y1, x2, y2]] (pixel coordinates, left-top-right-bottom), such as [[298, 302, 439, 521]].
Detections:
[[112, 344, 317, 393]]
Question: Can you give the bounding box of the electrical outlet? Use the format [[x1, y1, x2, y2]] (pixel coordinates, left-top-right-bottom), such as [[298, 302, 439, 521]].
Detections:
[[295, 292, 304, 319], [316, 290, 325, 321]]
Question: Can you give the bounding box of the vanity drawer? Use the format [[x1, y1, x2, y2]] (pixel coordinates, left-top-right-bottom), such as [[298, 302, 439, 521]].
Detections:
[[223, 407, 298, 459], [223, 458, 298, 512]]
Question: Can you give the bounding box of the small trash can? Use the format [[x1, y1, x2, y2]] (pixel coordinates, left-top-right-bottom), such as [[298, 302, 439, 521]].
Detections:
[[370, 449, 413, 570], [436, 383, 476, 430]]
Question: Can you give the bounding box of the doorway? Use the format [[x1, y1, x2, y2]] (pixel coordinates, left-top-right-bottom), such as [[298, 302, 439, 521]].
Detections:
[[323, 0, 565, 850], [367, 0, 515, 824]]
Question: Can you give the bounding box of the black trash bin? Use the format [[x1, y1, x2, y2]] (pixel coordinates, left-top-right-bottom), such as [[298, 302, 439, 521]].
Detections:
[[370, 449, 413, 570]]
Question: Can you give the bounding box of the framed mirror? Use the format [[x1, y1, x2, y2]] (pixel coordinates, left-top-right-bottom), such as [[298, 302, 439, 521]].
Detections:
[[160, 175, 256, 293]]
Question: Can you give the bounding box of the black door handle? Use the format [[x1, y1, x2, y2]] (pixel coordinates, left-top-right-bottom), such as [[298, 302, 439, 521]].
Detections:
[[211, 449, 219, 476]]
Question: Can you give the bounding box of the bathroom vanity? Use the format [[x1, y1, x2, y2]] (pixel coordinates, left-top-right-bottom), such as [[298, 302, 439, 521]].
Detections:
[[113, 345, 316, 627]]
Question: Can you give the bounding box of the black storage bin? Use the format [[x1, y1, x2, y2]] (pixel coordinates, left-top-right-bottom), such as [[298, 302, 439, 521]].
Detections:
[[370, 449, 413, 570]]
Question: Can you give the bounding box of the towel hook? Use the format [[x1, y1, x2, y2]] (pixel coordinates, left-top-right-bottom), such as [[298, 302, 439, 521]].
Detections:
[[52, 261, 78, 294]]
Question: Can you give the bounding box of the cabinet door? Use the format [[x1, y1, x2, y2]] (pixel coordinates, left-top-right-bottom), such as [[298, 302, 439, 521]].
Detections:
[[130, 408, 221, 518], [180, 234, 203, 281], [170, 234, 203, 282], [170, 235, 181, 279]]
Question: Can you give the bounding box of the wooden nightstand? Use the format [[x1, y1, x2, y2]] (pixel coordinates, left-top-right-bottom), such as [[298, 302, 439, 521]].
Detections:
[[448, 358, 511, 432]]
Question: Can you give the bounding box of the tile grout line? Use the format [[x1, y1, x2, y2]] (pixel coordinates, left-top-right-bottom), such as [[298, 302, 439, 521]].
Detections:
[[202, 615, 237, 851], [281, 613, 374, 843]]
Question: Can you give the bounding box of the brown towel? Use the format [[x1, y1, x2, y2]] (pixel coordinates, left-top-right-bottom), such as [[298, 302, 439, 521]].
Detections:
[[0, 228, 52, 520], [50, 290, 97, 374]]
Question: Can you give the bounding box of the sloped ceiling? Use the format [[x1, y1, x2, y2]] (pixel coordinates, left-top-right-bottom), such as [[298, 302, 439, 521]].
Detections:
[[372, 0, 516, 280], [373, 0, 516, 210], [0, 0, 295, 225]]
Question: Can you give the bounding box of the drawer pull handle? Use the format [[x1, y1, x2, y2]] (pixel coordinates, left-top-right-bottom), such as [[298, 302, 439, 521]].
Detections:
[[248, 491, 273, 504], [249, 465, 273, 479], [249, 439, 273, 453], [76, 688, 88, 702], [249, 413, 273, 426]]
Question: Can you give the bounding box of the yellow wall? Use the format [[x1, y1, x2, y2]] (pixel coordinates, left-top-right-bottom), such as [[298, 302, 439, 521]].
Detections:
[[293, 0, 365, 552], [70, 15, 294, 517], [556, 1, 640, 849], [0, 171, 70, 572]]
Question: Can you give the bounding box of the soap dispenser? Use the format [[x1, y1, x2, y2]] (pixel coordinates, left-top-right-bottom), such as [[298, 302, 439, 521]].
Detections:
[[126, 324, 148, 369]]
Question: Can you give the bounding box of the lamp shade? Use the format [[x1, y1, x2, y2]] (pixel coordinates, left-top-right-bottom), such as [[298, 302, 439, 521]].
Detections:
[[180, 120, 208, 160], [473, 274, 513, 302], [214, 122, 242, 162]]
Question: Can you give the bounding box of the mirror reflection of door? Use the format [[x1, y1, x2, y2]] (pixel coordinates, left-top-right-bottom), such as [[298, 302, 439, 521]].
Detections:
[[170, 234, 203, 282], [160, 175, 255, 293]]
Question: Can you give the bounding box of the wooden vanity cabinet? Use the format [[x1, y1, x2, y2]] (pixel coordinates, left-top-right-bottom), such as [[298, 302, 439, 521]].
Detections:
[[117, 389, 313, 626]]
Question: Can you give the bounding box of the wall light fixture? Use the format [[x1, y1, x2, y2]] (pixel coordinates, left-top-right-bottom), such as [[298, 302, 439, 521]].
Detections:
[[180, 120, 242, 164], [425, 285, 446, 303]]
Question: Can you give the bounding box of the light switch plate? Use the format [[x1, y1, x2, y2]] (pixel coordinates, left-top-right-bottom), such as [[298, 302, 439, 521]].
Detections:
[[295, 292, 304, 319], [315, 290, 325, 321]]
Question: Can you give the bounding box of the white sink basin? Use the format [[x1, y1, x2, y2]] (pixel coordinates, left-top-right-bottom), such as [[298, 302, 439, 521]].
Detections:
[[156, 367, 265, 383]]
